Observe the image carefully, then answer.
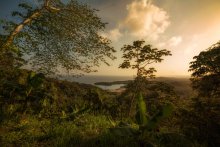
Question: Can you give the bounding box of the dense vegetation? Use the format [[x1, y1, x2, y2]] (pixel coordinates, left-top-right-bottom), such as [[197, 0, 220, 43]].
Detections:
[[0, 0, 220, 147]]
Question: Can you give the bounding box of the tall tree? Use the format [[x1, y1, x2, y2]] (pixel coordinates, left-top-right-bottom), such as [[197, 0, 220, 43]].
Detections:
[[0, 0, 116, 75], [189, 41, 220, 97], [119, 40, 172, 117]]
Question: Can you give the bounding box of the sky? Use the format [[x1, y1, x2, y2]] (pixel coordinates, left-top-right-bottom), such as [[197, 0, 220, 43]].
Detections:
[[1, 0, 220, 77]]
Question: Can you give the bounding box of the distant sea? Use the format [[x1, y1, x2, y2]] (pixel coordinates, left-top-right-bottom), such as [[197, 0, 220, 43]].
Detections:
[[60, 75, 190, 90], [61, 75, 134, 90]]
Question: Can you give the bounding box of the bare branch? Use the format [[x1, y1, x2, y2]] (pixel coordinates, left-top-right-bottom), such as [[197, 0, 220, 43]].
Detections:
[[45, 0, 61, 12]]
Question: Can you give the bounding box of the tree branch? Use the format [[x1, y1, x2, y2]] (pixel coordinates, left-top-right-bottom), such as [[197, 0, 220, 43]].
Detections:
[[140, 60, 155, 68], [45, 0, 61, 12], [2, 0, 61, 49], [2, 10, 42, 49]]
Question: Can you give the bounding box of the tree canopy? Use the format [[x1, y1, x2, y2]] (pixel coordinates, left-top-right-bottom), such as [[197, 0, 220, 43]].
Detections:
[[0, 0, 116, 75], [119, 40, 171, 79], [189, 41, 220, 97]]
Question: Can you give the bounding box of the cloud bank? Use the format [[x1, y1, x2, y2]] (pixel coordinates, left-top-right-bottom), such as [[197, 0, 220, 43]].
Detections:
[[107, 0, 170, 41]]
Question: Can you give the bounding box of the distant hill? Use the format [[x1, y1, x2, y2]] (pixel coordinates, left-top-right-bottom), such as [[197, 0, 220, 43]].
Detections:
[[155, 77, 193, 98], [95, 77, 193, 98]]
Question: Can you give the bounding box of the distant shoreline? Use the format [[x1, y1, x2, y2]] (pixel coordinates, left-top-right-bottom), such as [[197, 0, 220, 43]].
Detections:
[[94, 77, 192, 98], [94, 80, 132, 86], [94, 77, 190, 86]]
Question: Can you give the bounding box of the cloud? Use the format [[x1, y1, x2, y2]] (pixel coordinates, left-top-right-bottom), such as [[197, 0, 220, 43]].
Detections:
[[108, 28, 122, 41], [168, 36, 182, 47], [118, 0, 170, 40], [100, 28, 122, 42], [155, 36, 182, 48], [104, 0, 170, 42], [183, 34, 201, 55], [184, 43, 198, 55]]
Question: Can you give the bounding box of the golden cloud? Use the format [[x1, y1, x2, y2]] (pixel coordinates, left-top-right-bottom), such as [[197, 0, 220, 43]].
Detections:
[[121, 0, 170, 40]]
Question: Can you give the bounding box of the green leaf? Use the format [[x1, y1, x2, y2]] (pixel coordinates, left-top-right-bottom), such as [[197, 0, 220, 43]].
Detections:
[[136, 92, 148, 126], [145, 104, 174, 131]]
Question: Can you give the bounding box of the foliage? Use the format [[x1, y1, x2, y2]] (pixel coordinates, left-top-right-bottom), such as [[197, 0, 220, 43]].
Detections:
[[118, 78, 177, 117], [135, 93, 174, 132], [0, 71, 214, 147], [108, 93, 190, 147], [0, 69, 121, 121], [0, 0, 116, 75], [174, 42, 220, 146], [0, 69, 194, 147], [0, 114, 112, 147], [176, 96, 220, 147], [144, 103, 173, 131], [119, 40, 171, 78], [189, 41, 220, 97]]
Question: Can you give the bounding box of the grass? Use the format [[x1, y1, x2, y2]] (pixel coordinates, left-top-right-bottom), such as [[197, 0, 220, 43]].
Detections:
[[0, 113, 148, 147], [0, 114, 134, 147]]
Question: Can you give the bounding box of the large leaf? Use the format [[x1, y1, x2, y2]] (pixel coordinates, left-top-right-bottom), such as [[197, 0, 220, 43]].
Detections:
[[136, 92, 148, 126], [145, 104, 174, 131]]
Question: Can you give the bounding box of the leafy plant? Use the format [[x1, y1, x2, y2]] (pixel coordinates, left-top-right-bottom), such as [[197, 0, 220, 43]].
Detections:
[[144, 103, 173, 131], [109, 93, 177, 146], [136, 93, 174, 132]]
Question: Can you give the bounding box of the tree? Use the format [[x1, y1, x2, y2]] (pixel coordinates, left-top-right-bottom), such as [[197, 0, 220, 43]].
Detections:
[[119, 40, 172, 117], [189, 41, 220, 97], [119, 40, 171, 79], [179, 41, 220, 146], [0, 0, 116, 75]]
